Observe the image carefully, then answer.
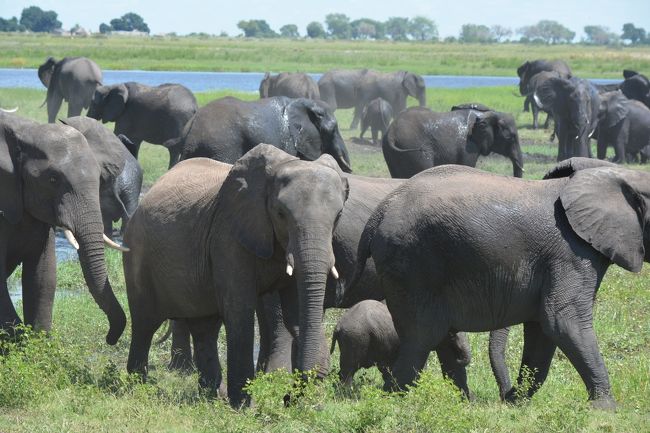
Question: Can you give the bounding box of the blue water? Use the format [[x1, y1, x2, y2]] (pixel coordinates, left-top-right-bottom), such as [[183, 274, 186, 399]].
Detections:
[[0, 68, 621, 92]]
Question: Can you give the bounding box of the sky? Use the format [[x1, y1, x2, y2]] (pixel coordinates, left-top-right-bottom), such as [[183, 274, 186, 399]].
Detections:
[[2, 0, 649, 39]]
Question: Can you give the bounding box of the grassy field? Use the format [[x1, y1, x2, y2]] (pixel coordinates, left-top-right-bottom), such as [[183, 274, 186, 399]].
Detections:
[[1, 34, 650, 77], [0, 85, 649, 432]]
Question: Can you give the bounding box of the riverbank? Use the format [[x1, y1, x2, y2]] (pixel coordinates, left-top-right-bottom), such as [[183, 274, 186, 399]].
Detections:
[[1, 34, 649, 77]]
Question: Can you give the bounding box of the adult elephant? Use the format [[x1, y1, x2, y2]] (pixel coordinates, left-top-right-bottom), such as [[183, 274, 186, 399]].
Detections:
[[259, 72, 320, 100], [535, 77, 600, 161], [38, 57, 103, 124], [517, 59, 572, 96], [177, 96, 351, 172], [59, 117, 143, 238], [522, 71, 561, 130], [354, 71, 426, 130], [596, 91, 650, 163], [620, 70, 650, 108], [87, 82, 198, 168], [382, 106, 523, 179], [318, 69, 369, 128], [354, 158, 650, 410], [123, 145, 349, 407], [0, 112, 126, 343]]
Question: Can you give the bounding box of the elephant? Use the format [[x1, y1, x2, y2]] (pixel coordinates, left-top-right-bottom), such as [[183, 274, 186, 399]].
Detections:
[[354, 157, 650, 410], [318, 69, 370, 128], [86, 82, 198, 168], [57, 117, 143, 238], [259, 72, 320, 100], [353, 71, 426, 131], [330, 299, 399, 385], [0, 111, 126, 344], [360, 98, 393, 145], [122, 144, 349, 407], [596, 91, 650, 163], [38, 57, 103, 124], [522, 71, 561, 130], [177, 96, 352, 173], [382, 106, 524, 179], [517, 59, 572, 96], [620, 70, 650, 108], [535, 77, 600, 161]]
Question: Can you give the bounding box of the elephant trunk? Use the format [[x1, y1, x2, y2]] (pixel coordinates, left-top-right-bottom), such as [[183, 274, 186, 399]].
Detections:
[[328, 132, 352, 173], [73, 208, 126, 345], [510, 141, 524, 178], [417, 90, 427, 107]]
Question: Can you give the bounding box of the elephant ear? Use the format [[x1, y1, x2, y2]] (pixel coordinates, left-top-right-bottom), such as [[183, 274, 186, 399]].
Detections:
[[534, 77, 569, 112], [103, 84, 129, 122], [623, 70, 639, 79], [260, 72, 271, 97], [289, 99, 326, 161], [516, 61, 529, 79], [605, 93, 629, 128], [544, 157, 616, 179], [217, 144, 297, 259], [560, 167, 648, 272], [0, 126, 23, 224], [313, 154, 350, 201], [469, 113, 495, 156], [38, 57, 56, 88]]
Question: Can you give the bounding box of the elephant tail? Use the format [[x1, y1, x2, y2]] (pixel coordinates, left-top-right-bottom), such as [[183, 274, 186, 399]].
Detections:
[[155, 320, 172, 345], [330, 329, 339, 354]]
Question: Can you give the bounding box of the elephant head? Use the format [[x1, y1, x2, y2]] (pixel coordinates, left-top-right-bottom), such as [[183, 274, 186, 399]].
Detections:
[[0, 112, 126, 343], [218, 144, 349, 375], [259, 72, 272, 98], [598, 91, 629, 128], [87, 84, 129, 123], [38, 57, 57, 89], [288, 98, 352, 173], [620, 70, 650, 108], [399, 71, 426, 107], [470, 111, 524, 177]]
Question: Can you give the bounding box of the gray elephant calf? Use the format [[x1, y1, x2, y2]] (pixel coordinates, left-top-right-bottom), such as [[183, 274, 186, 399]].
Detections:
[[597, 91, 650, 163], [360, 98, 393, 145], [330, 300, 399, 385]]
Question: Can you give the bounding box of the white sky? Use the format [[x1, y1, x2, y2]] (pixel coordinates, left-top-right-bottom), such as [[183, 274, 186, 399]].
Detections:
[[1, 0, 648, 39]]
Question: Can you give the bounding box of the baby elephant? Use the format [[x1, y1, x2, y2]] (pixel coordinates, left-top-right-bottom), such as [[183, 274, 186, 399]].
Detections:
[[360, 98, 393, 145], [330, 300, 399, 385]]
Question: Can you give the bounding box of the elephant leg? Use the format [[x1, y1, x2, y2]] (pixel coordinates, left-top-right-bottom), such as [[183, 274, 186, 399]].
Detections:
[[187, 315, 222, 396], [359, 123, 367, 139], [257, 291, 293, 373], [21, 229, 56, 332], [371, 128, 379, 146], [169, 319, 194, 372], [543, 113, 551, 130], [338, 345, 359, 386], [488, 327, 512, 400], [67, 98, 84, 118], [435, 331, 471, 399], [0, 268, 22, 334], [350, 106, 361, 130], [532, 104, 539, 129], [47, 92, 64, 124], [504, 321, 556, 404], [127, 312, 165, 380], [224, 296, 255, 407]]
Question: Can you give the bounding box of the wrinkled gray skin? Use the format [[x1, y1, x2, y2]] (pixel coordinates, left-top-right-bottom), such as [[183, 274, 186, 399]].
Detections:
[[360, 98, 393, 145], [522, 71, 561, 130], [354, 157, 650, 410], [58, 118, 143, 238], [382, 106, 523, 179], [318, 69, 370, 128], [259, 72, 320, 100], [354, 71, 426, 131], [123, 145, 349, 407], [596, 91, 650, 163], [86, 82, 198, 168], [177, 96, 352, 173], [620, 70, 650, 109], [38, 57, 103, 123], [535, 77, 600, 161], [330, 300, 399, 385], [0, 112, 126, 344]]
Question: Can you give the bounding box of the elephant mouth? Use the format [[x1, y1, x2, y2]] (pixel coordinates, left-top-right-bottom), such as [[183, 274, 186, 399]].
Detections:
[[59, 227, 129, 252]]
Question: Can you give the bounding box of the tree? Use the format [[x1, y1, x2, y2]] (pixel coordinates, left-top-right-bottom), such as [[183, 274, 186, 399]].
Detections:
[[621, 23, 646, 44], [109, 12, 150, 33], [490, 25, 512, 42], [350, 18, 385, 40], [459, 24, 493, 43], [408, 16, 438, 41], [325, 13, 351, 39], [279, 24, 299, 38], [99, 23, 112, 34], [518, 20, 575, 44], [385, 17, 410, 41], [19, 6, 61, 33], [0, 16, 24, 32], [237, 19, 276, 38], [584, 25, 618, 45], [306, 21, 326, 38]]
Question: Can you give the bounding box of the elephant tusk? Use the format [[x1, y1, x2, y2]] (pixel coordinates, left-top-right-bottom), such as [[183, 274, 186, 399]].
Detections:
[[103, 234, 130, 252], [286, 264, 294, 276], [330, 266, 339, 279], [64, 229, 80, 250], [574, 135, 580, 140], [588, 129, 595, 138], [0, 107, 18, 113]]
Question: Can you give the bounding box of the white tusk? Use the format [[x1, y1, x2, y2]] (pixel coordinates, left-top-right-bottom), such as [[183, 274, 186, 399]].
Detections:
[[588, 129, 595, 138], [0, 107, 18, 113], [575, 135, 579, 140], [330, 266, 339, 279], [63, 229, 79, 250], [103, 234, 130, 252], [286, 264, 294, 276]]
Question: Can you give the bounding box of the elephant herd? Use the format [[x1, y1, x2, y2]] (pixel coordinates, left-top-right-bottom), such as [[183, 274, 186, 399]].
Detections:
[[2, 55, 650, 411]]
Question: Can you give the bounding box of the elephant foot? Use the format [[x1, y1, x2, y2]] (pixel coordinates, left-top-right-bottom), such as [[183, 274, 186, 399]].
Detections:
[[167, 356, 194, 374], [590, 394, 617, 412]]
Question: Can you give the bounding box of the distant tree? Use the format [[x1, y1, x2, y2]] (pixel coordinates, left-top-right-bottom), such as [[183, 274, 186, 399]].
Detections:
[[490, 25, 512, 42], [279, 24, 299, 38], [385, 17, 410, 41], [19, 6, 61, 33], [459, 24, 493, 43], [237, 19, 276, 38], [518, 20, 575, 44], [109, 12, 150, 33], [325, 13, 351, 39], [306, 21, 326, 38], [350, 18, 385, 40], [444, 35, 457, 43], [219, 31, 229, 37], [0, 16, 24, 32], [98, 23, 112, 34], [584, 25, 618, 45], [621, 23, 646, 44], [408, 16, 438, 41]]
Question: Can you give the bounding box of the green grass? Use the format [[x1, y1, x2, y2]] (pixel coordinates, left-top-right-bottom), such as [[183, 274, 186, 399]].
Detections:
[[1, 34, 649, 77], [1, 85, 649, 431]]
